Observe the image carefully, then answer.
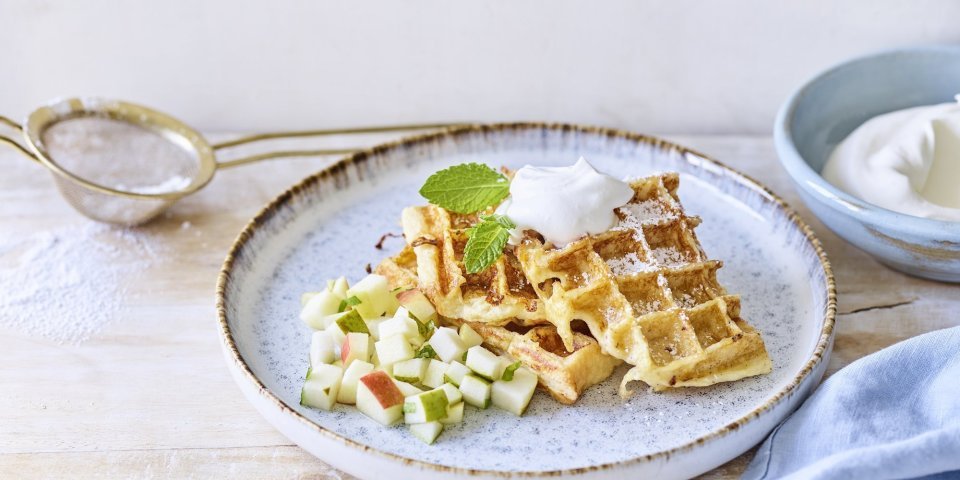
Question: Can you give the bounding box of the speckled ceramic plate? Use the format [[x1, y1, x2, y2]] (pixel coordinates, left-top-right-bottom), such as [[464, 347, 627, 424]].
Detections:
[[216, 124, 836, 479]]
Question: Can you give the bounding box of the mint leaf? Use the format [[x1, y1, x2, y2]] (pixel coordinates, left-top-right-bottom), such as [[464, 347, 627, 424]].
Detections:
[[337, 295, 361, 313], [415, 344, 438, 359], [419, 163, 510, 214], [463, 214, 514, 274], [502, 361, 522, 381]]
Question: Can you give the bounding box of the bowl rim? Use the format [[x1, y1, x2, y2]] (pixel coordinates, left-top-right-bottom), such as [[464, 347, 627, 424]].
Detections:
[[774, 44, 960, 234], [216, 122, 837, 477]]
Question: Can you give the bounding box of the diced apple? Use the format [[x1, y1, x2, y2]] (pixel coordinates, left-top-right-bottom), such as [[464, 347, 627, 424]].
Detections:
[[300, 290, 343, 330], [365, 316, 389, 341], [464, 345, 507, 381], [396, 288, 437, 323], [324, 321, 346, 348], [375, 334, 415, 368], [459, 324, 484, 349], [347, 274, 394, 320], [429, 327, 467, 363], [337, 360, 374, 405], [336, 310, 369, 334], [392, 358, 428, 383], [459, 375, 492, 409], [393, 379, 424, 397], [409, 421, 443, 445], [439, 402, 464, 425], [403, 389, 449, 424], [309, 331, 336, 366], [421, 359, 448, 389], [300, 363, 343, 411], [301, 292, 318, 307], [356, 371, 405, 426], [329, 276, 349, 298], [378, 315, 420, 342], [341, 332, 371, 367], [492, 368, 538, 416], [436, 383, 462, 404], [443, 362, 471, 387]]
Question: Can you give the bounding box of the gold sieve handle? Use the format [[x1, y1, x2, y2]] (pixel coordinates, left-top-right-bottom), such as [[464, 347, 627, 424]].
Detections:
[[0, 115, 40, 163], [211, 122, 469, 169]]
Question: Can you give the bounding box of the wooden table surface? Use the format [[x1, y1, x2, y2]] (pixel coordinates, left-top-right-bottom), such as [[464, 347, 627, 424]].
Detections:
[[2, 132, 957, 479]]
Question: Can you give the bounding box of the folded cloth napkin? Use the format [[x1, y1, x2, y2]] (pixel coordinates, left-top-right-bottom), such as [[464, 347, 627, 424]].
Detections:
[[743, 326, 960, 480]]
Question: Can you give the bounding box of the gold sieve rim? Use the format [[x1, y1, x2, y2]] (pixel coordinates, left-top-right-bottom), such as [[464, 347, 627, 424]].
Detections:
[[23, 97, 216, 201]]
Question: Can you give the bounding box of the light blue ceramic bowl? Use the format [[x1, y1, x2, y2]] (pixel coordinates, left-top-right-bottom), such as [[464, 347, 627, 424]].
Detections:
[[775, 46, 960, 282]]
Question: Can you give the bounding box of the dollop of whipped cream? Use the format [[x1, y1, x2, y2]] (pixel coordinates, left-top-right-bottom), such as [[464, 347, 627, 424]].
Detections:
[[496, 157, 634, 245], [822, 95, 960, 221]]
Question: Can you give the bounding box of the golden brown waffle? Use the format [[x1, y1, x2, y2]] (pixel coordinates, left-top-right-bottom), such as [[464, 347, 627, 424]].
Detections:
[[515, 173, 771, 394], [375, 248, 620, 404]]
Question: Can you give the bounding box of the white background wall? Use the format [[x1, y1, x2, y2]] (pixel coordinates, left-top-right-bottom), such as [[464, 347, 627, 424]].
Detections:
[[1, 0, 958, 134]]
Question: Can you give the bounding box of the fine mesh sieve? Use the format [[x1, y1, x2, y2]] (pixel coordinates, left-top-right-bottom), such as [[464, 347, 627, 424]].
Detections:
[[0, 97, 464, 226]]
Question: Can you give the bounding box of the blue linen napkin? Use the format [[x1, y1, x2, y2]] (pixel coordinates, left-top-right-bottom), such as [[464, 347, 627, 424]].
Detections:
[[743, 326, 960, 480]]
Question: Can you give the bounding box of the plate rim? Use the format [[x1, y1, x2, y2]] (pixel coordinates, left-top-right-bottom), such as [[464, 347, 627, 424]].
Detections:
[[215, 122, 837, 477]]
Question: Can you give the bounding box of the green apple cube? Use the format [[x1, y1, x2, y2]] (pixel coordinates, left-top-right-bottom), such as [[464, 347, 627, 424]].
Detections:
[[356, 371, 405, 426], [393, 358, 428, 383], [492, 368, 538, 416], [300, 290, 343, 330], [464, 346, 506, 381], [420, 359, 448, 389], [324, 321, 346, 347], [347, 274, 394, 320], [439, 401, 464, 425], [375, 334, 415, 368], [309, 331, 336, 366], [403, 389, 449, 424], [429, 327, 467, 363], [443, 361, 471, 387], [459, 375, 492, 409], [393, 379, 424, 397], [329, 276, 350, 298], [396, 288, 437, 323], [409, 421, 444, 445], [300, 363, 343, 411], [337, 360, 374, 405], [335, 310, 369, 334], [340, 332, 371, 367], [378, 315, 419, 342], [436, 383, 462, 404], [458, 323, 484, 349]]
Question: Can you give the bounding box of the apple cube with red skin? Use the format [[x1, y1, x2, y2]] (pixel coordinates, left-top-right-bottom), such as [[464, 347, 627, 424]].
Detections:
[[396, 288, 437, 323], [341, 332, 371, 367], [356, 371, 405, 426], [337, 360, 374, 405]]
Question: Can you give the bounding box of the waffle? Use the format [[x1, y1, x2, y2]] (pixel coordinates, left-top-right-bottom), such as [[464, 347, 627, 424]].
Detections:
[[375, 248, 621, 404], [515, 172, 771, 394]]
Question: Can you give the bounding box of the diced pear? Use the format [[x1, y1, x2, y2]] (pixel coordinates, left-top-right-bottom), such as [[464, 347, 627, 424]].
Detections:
[[300, 363, 343, 411], [393, 379, 424, 397], [365, 316, 389, 341], [439, 402, 464, 425], [492, 368, 538, 416], [356, 371, 404, 426], [421, 359, 448, 389], [378, 315, 420, 342], [459, 324, 484, 349], [341, 332, 371, 367], [301, 292, 318, 307], [443, 362, 471, 387], [324, 321, 346, 349], [464, 345, 507, 381], [436, 383, 462, 404], [347, 274, 394, 320], [300, 290, 343, 330], [329, 276, 349, 298], [336, 310, 370, 334], [337, 360, 374, 404], [429, 327, 467, 363], [409, 421, 443, 445], [459, 375, 492, 409], [309, 331, 336, 366], [396, 288, 437, 323], [392, 358, 428, 383], [403, 389, 449, 424], [375, 334, 415, 368]]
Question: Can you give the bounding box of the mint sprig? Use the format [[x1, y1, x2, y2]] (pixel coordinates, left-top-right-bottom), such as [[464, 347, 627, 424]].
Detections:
[[463, 214, 515, 274], [419, 163, 510, 214]]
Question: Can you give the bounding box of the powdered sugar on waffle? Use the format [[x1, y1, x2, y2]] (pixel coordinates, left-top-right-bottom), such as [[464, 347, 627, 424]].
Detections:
[[605, 252, 655, 275]]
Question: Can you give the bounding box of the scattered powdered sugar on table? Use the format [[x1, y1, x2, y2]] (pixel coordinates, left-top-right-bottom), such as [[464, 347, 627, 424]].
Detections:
[[0, 222, 164, 344]]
